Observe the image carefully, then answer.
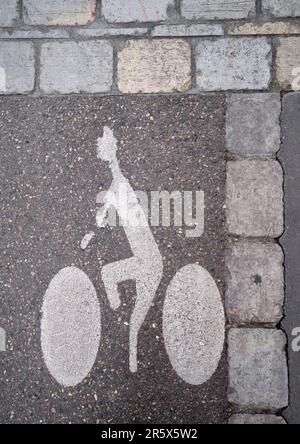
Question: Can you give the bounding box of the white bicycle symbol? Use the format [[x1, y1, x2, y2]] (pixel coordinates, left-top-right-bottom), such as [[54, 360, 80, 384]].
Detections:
[[41, 127, 225, 387]]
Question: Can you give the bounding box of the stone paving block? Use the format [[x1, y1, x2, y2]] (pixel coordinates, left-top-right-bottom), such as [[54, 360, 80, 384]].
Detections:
[[118, 40, 191, 93], [228, 329, 289, 411], [102, 0, 174, 23], [152, 24, 224, 37], [0, 42, 35, 94], [226, 241, 284, 325], [195, 38, 272, 91], [226, 94, 281, 156], [229, 414, 287, 424], [226, 160, 284, 238], [40, 41, 113, 94], [182, 0, 256, 20], [23, 0, 96, 26], [263, 0, 300, 18], [276, 38, 300, 91], [0, 0, 18, 27], [229, 21, 300, 35]]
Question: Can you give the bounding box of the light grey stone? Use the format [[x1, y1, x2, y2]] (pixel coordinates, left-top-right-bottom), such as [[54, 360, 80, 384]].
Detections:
[[23, 0, 96, 26], [182, 0, 256, 20], [152, 24, 224, 37], [263, 0, 300, 18], [226, 241, 284, 325], [0, 42, 35, 94], [196, 38, 272, 91], [226, 160, 284, 238], [0, 327, 5, 351], [102, 0, 175, 23], [40, 41, 113, 94], [228, 329, 289, 411], [226, 94, 281, 156], [229, 414, 287, 424], [0, 0, 18, 26]]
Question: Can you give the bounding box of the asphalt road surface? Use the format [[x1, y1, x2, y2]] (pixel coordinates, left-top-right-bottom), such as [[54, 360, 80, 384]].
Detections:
[[0, 96, 228, 424], [280, 92, 300, 425]]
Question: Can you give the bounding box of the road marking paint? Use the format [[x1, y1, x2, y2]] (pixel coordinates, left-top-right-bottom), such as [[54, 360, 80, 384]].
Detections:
[[163, 264, 225, 385], [0, 67, 6, 92], [41, 267, 101, 387], [80, 231, 95, 250], [97, 127, 163, 373], [0, 327, 6, 351], [41, 127, 224, 386]]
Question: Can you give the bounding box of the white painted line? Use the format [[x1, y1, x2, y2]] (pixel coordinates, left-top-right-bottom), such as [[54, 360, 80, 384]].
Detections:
[[0, 327, 6, 351], [41, 267, 101, 387], [0, 66, 6, 92]]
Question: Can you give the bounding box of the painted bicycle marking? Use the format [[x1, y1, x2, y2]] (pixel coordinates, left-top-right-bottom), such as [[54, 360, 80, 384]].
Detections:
[[41, 127, 225, 387]]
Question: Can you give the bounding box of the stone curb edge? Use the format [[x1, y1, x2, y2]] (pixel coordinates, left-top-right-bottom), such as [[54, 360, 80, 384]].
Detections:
[[225, 92, 288, 425]]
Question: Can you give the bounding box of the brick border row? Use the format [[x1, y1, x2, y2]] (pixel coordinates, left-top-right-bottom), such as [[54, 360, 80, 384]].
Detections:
[[225, 92, 288, 424]]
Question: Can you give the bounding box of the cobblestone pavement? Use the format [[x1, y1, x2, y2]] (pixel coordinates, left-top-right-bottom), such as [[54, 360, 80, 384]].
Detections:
[[0, 0, 300, 425]]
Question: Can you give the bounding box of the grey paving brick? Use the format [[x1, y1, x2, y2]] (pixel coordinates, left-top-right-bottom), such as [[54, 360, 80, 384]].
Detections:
[[40, 41, 113, 94], [263, 0, 300, 18], [226, 94, 281, 156], [0, 0, 18, 27], [226, 241, 284, 325], [23, 0, 96, 26], [195, 38, 272, 91], [182, 0, 256, 20], [228, 329, 288, 411], [102, 0, 174, 23], [226, 160, 284, 238], [229, 414, 287, 424], [0, 42, 35, 94]]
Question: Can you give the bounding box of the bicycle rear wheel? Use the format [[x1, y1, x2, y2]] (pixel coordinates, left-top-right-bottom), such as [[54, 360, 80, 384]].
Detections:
[[163, 264, 225, 386], [41, 266, 101, 387]]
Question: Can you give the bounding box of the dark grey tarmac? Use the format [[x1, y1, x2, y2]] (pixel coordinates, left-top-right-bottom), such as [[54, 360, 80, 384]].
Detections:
[[280, 92, 300, 425], [0, 96, 228, 424]]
